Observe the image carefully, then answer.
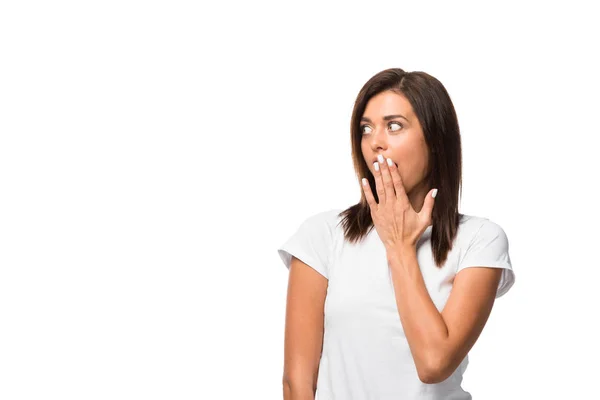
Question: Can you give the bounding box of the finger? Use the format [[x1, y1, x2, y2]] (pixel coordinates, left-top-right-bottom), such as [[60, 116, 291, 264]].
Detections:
[[419, 188, 438, 225], [361, 177, 378, 210], [373, 161, 386, 205], [381, 157, 396, 203], [388, 158, 409, 204]]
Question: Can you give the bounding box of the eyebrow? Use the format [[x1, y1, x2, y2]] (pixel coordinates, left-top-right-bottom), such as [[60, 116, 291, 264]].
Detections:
[[361, 114, 409, 122]]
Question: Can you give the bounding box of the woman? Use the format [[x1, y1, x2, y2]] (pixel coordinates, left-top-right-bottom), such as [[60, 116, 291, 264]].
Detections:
[[278, 68, 515, 399]]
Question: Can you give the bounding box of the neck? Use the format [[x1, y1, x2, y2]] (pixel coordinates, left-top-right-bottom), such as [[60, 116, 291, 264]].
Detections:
[[407, 178, 431, 214]]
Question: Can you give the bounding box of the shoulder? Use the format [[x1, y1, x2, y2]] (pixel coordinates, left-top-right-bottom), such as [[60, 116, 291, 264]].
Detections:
[[458, 214, 508, 240], [455, 214, 514, 297], [459, 214, 508, 252], [301, 208, 344, 231]]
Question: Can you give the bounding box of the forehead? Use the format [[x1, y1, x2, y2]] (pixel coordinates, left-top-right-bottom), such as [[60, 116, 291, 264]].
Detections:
[[363, 91, 414, 119]]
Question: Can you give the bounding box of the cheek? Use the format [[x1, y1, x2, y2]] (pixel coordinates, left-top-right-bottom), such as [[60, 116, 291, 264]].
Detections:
[[361, 144, 369, 160], [394, 140, 428, 174], [361, 146, 372, 169], [395, 155, 420, 186]]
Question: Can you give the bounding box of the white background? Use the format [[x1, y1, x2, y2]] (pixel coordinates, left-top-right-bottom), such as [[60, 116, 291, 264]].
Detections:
[[1, 1, 598, 399]]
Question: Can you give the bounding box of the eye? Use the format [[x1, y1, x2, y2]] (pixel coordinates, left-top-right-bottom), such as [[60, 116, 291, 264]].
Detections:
[[389, 122, 402, 131], [360, 122, 403, 134]]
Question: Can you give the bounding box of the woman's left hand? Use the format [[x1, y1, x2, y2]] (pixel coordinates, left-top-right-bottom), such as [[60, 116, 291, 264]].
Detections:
[[361, 156, 437, 250]]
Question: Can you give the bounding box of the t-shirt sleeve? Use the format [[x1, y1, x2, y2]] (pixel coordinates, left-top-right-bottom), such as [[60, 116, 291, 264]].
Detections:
[[277, 211, 334, 279], [456, 219, 515, 298]]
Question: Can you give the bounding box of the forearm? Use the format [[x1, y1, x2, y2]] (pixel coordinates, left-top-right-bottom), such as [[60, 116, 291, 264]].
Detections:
[[386, 245, 449, 376]]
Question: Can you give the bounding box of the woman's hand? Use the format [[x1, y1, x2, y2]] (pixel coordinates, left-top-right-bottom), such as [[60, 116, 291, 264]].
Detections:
[[361, 156, 437, 250]]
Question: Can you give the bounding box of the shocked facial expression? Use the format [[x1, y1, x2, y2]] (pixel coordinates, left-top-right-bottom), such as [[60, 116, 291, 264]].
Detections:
[[360, 90, 431, 196]]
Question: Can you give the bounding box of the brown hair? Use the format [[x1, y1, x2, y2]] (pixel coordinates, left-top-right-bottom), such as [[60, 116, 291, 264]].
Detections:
[[337, 68, 463, 268]]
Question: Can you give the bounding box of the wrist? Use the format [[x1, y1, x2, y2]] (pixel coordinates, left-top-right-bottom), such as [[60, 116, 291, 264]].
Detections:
[[386, 243, 417, 264]]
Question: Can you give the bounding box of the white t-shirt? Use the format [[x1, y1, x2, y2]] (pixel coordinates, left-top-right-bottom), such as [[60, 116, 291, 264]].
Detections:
[[278, 208, 515, 400]]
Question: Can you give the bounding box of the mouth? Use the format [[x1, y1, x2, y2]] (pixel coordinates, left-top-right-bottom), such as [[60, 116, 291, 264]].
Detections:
[[371, 157, 398, 168]]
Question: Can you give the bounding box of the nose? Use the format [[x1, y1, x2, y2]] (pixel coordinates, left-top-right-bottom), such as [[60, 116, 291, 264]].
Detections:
[[368, 126, 388, 150]]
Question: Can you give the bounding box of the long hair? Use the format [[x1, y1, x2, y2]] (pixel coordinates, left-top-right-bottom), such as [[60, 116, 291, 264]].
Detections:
[[337, 68, 463, 268]]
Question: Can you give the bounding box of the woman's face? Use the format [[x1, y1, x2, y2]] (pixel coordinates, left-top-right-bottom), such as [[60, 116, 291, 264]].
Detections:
[[360, 90, 431, 207]]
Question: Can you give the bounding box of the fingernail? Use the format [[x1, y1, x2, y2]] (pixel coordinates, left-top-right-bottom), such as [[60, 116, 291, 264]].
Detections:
[[374, 162, 379, 171], [387, 158, 393, 167], [432, 188, 438, 198], [377, 154, 384, 163]]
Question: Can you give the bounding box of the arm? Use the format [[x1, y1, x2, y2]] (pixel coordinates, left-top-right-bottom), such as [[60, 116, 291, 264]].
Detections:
[[282, 256, 328, 400], [387, 246, 501, 384]]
